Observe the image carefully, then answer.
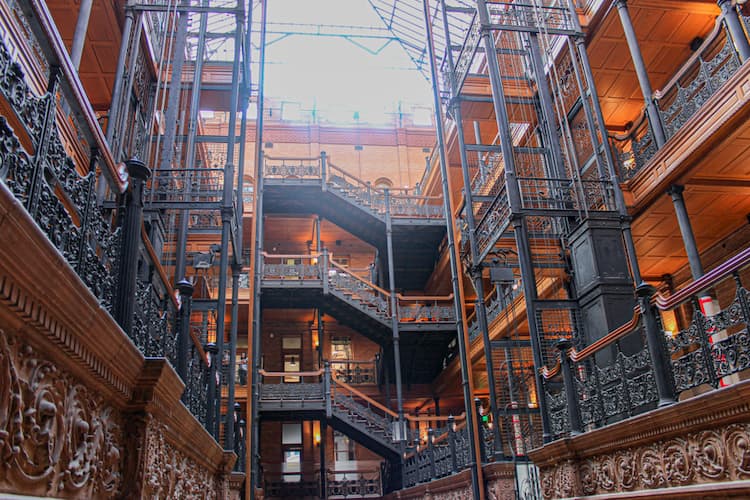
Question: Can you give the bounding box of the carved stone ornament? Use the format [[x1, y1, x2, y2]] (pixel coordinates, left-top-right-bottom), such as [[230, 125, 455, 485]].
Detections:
[[539, 423, 750, 499], [0, 329, 123, 498], [428, 485, 472, 500], [487, 477, 517, 500], [131, 415, 223, 499]]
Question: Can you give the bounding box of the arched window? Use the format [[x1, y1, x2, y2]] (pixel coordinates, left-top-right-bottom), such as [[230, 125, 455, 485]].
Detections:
[[373, 177, 393, 189]]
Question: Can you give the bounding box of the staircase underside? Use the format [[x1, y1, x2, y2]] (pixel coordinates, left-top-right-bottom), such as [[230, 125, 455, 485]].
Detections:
[[263, 182, 445, 290], [261, 285, 455, 383], [258, 405, 401, 461]]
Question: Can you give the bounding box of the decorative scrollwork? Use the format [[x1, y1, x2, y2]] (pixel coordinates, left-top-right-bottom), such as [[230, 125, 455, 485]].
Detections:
[[0, 330, 123, 497], [539, 423, 750, 499]]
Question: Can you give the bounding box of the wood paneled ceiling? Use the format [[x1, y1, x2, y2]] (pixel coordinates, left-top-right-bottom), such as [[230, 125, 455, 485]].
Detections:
[[588, 0, 719, 128], [47, 0, 123, 111]]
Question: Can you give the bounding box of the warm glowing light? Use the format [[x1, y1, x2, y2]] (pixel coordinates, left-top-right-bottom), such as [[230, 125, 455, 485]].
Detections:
[[314, 433, 321, 445]]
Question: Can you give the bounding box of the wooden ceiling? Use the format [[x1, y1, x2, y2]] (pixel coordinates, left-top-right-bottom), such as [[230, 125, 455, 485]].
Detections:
[[47, 0, 123, 111], [588, 0, 720, 128]]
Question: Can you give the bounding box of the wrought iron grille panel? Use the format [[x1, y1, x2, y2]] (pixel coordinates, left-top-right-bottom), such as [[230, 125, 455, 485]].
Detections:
[[263, 157, 321, 178], [259, 382, 324, 401], [0, 37, 120, 310], [486, 2, 581, 35], [657, 25, 741, 140]]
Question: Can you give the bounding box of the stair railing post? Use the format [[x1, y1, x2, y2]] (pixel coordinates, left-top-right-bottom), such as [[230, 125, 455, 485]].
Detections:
[[113, 158, 151, 335], [557, 339, 582, 435], [322, 248, 329, 295], [176, 279, 195, 382], [324, 362, 332, 418], [474, 398, 487, 463], [447, 415, 458, 473], [637, 284, 677, 406], [205, 341, 218, 435], [427, 428, 436, 479], [320, 150, 327, 190]]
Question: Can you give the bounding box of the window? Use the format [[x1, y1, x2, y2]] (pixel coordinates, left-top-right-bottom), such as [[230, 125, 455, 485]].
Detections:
[[282, 423, 302, 482], [330, 338, 352, 360], [283, 336, 302, 382], [373, 177, 393, 188], [334, 431, 355, 462]]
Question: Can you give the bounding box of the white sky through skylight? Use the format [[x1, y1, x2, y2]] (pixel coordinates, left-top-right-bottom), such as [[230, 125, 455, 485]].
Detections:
[[260, 0, 434, 125]]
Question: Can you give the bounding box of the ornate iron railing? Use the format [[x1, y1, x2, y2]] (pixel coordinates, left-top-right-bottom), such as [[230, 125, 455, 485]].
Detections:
[[330, 359, 378, 385], [486, 1, 581, 35], [326, 468, 382, 498], [261, 252, 322, 280], [258, 369, 325, 402], [262, 154, 444, 221], [475, 185, 511, 260], [542, 246, 750, 440], [612, 15, 745, 182], [402, 417, 476, 488], [517, 177, 617, 213], [0, 22, 212, 433], [656, 20, 741, 140], [145, 168, 224, 205], [261, 252, 455, 325]]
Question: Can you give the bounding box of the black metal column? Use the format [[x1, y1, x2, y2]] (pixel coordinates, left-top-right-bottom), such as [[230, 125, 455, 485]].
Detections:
[[384, 189, 406, 456], [320, 420, 328, 499], [113, 158, 151, 335], [212, 4, 244, 441], [174, 3, 209, 284], [444, 50, 505, 463], [667, 185, 704, 279], [157, 0, 191, 173], [719, 0, 750, 62], [425, 1, 484, 497], [225, 264, 241, 448], [70, 0, 93, 69], [615, 0, 667, 147], [177, 279, 195, 381], [476, 0, 552, 442], [250, 1, 268, 497]]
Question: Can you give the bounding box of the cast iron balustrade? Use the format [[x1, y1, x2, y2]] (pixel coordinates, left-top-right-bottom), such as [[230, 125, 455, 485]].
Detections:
[[263, 155, 321, 179], [468, 284, 523, 342], [260, 252, 456, 325], [262, 463, 320, 498], [611, 14, 746, 182], [486, 1, 581, 36], [541, 246, 750, 440], [402, 416, 474, 488], [326, 467, 383, 498], [475, 184, 511, 260], [517, 177, 617, 213], [330, 359, 378, 385], [145, 167, 224, 207], [261, 252, 322, 280], [262, 154, 445, 222], [0, 28, 212, 432], [258, 369, 325, 404]]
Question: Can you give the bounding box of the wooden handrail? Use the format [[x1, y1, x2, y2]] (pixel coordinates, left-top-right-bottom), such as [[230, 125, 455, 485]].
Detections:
[[328, 359, 377, 365], [540, 360, 560, 380], [327, 161, 376, 191], [28, 0, 127, 193], [264, 154, 321, 162], [329, 259, 391, 297], [397, 293, 454, 302], [654, 246, 750, 310], [569, 308, 640, 362], [261, 251, 321, 259], [141, 226, 208, 365], [259, 369, 324, 377], [408, 412, 466, 423], [141, 225, 179, 310], [332, 378, 399, 418]]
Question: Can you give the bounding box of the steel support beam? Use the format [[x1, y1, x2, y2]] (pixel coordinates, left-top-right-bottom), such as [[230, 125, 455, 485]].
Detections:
[[615, 0, 667, 148], [425, 1, 485, 497]]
